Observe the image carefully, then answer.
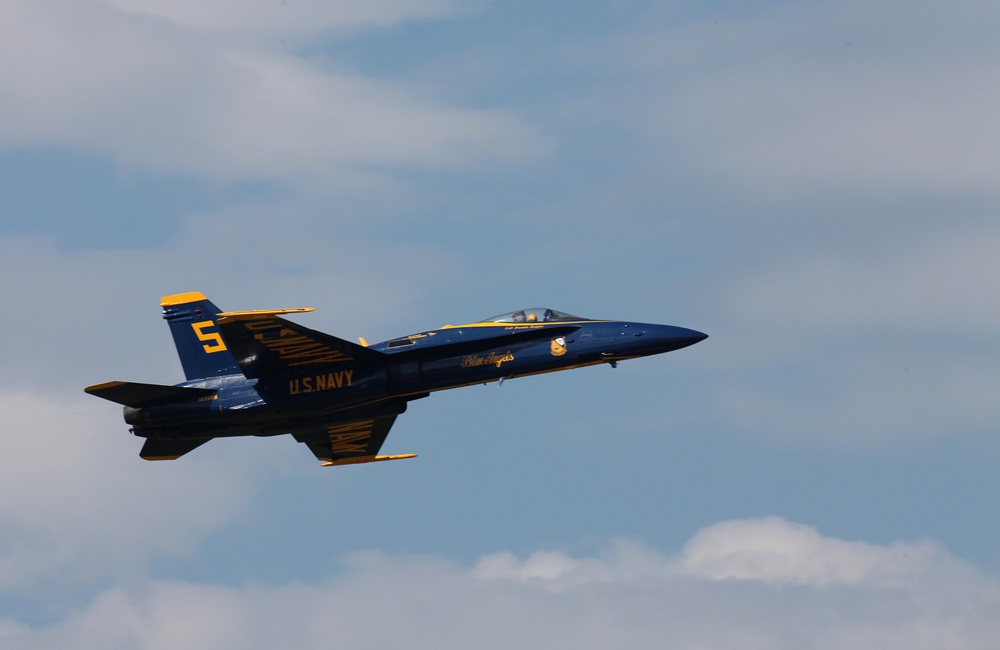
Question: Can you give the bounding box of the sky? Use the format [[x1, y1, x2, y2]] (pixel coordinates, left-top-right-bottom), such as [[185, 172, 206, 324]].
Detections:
[[2, 0, 1000, 646]]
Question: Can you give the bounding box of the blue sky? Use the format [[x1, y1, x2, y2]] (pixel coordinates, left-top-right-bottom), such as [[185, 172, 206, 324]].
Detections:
[[2, 0, 1000, 646]]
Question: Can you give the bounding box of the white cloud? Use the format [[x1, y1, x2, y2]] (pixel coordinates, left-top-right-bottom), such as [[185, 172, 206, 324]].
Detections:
[[676, 517, 950, 587], [0, 391, 264, 590], [472, 549, 588, 582], [3, 518, 998, 649], [632, 0, 1000, 199], [0, 0, 545, 180]]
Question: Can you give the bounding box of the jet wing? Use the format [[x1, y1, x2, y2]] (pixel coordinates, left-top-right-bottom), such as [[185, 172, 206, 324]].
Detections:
[[85, 380, 216, 407], [292, 415, 416, 467], [216, 309, 386, 378]]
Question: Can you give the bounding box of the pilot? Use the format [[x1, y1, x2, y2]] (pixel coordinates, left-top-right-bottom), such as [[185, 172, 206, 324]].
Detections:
[[526, 313, 537, 322]]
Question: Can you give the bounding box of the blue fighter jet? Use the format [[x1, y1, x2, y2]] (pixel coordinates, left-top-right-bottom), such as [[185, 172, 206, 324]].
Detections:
[[86, 292, 707, 466]]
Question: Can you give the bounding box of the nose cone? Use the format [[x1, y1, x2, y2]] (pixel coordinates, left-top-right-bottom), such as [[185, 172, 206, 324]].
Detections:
[[626, 323, 708, 357], [652, 324, 708, 352]]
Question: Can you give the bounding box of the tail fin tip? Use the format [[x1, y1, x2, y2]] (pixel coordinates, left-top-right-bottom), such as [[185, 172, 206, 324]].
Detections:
[[161, 291, 209, 307]]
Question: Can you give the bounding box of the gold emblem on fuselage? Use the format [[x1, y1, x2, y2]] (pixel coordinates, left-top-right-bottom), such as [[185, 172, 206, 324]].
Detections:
[[550, 336, 567, 357], [461, 351, 515, 369]]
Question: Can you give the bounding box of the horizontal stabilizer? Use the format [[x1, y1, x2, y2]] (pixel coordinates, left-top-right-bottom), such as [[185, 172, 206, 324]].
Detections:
[[322, 454, 417, 467], [140, 437, 212, 461], [84, 381, 216, 408]]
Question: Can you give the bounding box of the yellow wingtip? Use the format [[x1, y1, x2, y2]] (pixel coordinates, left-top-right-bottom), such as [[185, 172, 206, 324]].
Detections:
[[321, 454, 418, 467], [84, 380, 127, 394], [216, 308, 315, 321]]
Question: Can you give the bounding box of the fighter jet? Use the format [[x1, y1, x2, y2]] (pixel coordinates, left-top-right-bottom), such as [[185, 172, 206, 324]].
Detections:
[[86, 292, 706, 466]]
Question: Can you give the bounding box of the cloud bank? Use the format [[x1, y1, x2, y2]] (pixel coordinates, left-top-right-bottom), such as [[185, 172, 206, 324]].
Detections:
[[633, 0, 1000, 199], [3, 517, 997, 649], [0, 0, 544, 180]]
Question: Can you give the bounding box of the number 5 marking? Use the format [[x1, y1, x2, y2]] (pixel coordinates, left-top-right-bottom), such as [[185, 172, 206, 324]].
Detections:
[[192, 321, 227, 353]]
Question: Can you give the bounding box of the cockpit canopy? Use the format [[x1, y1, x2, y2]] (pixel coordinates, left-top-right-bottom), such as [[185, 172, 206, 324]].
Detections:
[[480, 308, 588, 324]]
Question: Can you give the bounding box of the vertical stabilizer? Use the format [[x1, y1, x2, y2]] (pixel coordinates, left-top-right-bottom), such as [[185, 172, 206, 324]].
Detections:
[[161, 292, 242, 380]]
